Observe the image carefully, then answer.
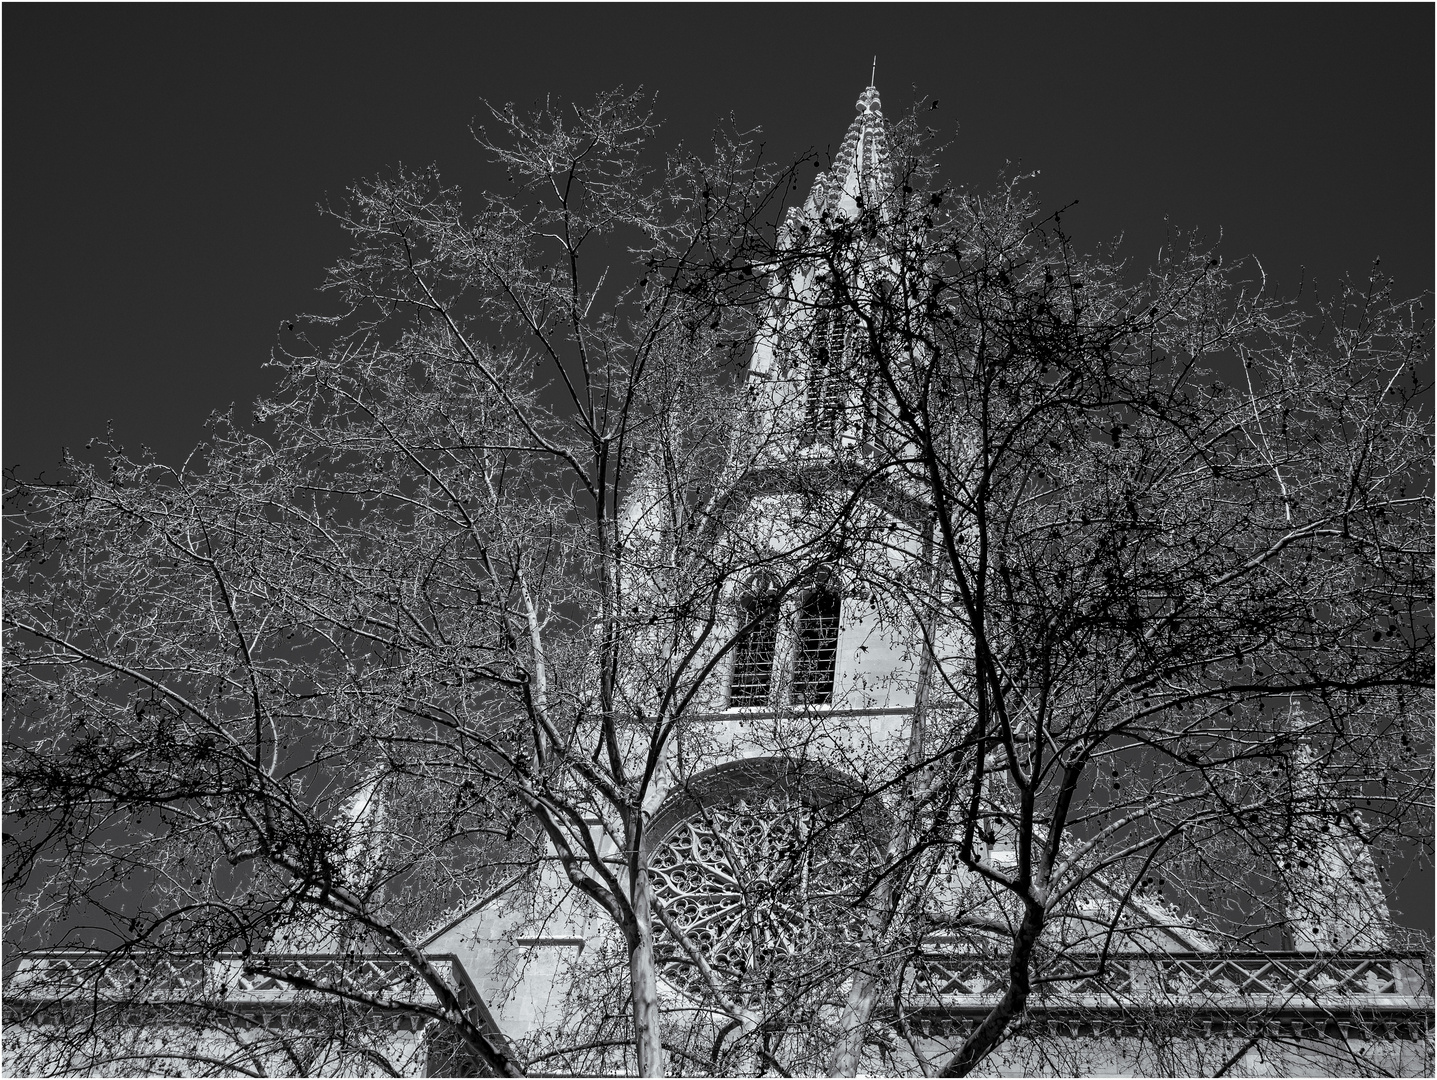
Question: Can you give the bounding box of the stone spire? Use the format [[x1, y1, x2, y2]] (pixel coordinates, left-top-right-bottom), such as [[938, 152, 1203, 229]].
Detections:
[[339, 772, 386, 877], [797, 83, 895, 225], [751, 84, 900, 436], [1281, 743, 1393, 951]]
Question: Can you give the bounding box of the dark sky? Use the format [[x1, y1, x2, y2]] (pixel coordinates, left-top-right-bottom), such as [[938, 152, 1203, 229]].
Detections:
[[3, 7, 1433, 926], [6, 6, 1432, 477]]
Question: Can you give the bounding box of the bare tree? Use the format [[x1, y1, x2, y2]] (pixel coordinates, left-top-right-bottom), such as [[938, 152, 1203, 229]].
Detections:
[[3, 89, 840, 1077], [753, 117, 1434, 1075]]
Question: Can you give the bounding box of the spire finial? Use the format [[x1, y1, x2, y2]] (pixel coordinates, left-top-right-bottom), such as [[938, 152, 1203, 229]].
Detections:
[[871, 56, 877, 86]]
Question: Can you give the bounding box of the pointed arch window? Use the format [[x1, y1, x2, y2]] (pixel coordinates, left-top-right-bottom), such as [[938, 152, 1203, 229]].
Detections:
[[791, 574, 841, 706], [729, 578, 780, 707]]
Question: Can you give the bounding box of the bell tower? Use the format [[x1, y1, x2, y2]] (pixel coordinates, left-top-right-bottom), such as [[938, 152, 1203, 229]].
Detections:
[[629, 83, 937, 1068], [665, 78, 922, 752]]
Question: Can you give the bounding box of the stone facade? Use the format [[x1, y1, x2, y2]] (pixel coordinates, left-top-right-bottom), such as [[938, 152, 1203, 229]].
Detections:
[[424, 83, 1432, 1078]]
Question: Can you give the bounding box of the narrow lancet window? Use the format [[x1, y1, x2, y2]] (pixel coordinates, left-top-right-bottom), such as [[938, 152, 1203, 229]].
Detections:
[[791, 576, 841, 705], [729, 584, 780, 707]]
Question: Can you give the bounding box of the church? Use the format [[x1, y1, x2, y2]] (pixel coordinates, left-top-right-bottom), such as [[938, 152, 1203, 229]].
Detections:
[[417, 81, 1430, 1079], [8, 83, 1431, 1079]]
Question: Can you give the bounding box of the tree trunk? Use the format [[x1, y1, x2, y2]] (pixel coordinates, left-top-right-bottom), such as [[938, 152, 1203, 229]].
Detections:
[[937, 898, 1044, 1077], [629, 865, 666, 1077], [831, 603, 935, 1077], [828, 967, 881, 1075], [827, 873, 896, 1076]]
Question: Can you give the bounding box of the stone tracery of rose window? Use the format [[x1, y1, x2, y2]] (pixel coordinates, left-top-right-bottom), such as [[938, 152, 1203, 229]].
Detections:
[[648, 792, 869, 1002]]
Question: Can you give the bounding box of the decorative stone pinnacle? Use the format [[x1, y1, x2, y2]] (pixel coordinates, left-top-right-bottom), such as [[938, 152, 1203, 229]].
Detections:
[[802, 83, 893, 222]]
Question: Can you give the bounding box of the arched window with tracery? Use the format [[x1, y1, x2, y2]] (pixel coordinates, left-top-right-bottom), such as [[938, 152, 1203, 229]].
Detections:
[[729, 577, 780, 707], [645, 759, 887, 1010], [791, 574, 841, 706]]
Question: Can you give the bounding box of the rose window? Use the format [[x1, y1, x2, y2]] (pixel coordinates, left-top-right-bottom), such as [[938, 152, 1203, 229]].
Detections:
[[649, 793, 870, 1001]]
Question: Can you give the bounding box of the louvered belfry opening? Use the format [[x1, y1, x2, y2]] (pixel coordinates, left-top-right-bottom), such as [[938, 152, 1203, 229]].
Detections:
[[730, 580, 780, 707], [800, 292, 890, 453], [804, 300, 849, 442], [791, 575, 841, 706]]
